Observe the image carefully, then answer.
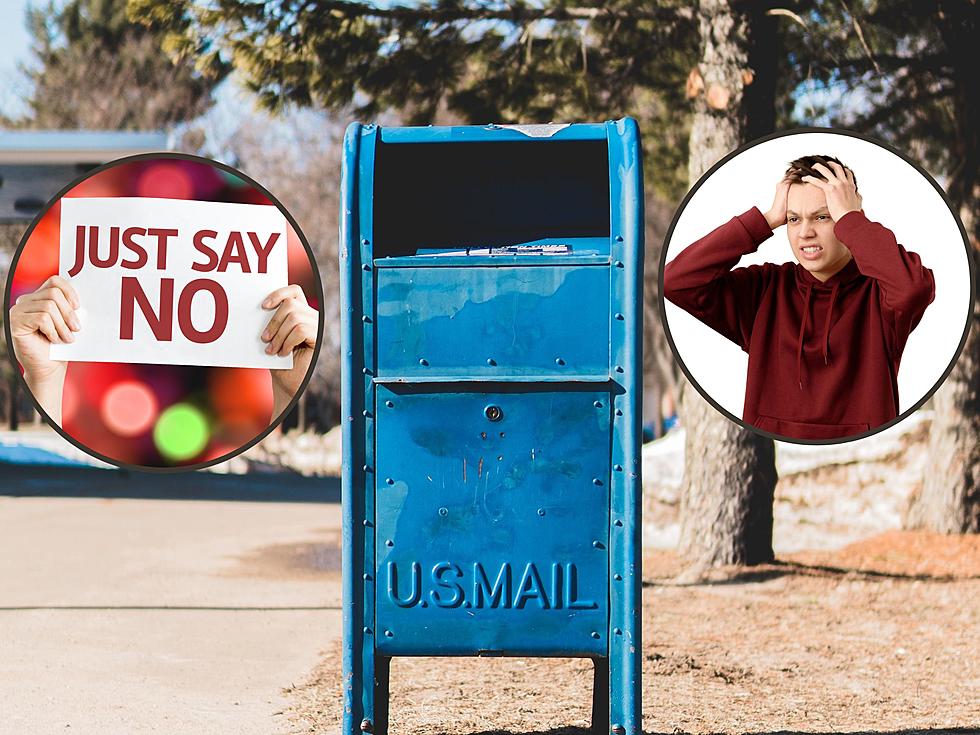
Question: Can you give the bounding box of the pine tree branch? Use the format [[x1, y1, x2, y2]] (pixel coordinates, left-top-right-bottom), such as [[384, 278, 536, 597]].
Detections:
[[295, 0, 693, 25]]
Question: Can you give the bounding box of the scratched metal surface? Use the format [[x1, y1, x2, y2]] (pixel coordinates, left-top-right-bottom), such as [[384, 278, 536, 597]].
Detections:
[[376, 265, 610, 379], [341, 118, 644, 734], [374, 385, 610, 656]]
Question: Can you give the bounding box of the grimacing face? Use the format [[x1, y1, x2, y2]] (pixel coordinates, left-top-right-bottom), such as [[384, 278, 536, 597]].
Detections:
[[786, 182, 853, 281]]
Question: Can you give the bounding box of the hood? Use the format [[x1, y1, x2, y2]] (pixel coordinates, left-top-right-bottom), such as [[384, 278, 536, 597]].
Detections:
[[793, 257, 862, 390]]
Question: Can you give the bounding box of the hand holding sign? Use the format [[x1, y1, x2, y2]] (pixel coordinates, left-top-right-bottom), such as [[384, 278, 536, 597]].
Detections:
[[262, 284, 319, 418], [50, 197, 292, 369], [8, 275, 80, 423]]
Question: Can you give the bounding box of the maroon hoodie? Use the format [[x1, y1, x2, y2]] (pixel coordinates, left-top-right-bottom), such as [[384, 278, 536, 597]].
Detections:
[[663, 207, 935, 440]]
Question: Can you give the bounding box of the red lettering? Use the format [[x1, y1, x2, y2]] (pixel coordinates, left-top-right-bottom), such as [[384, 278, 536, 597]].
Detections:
[[68, 225, 86, 277], [177, 279, 228, 344], [192, 229, 219, 272], [120, 227, 148, 269], [217, 232, 250, 273], [90, 225, 119, 268], [247, 231, 280, 274], [146, 228, 177, 269], [120, 277, 173, 341]]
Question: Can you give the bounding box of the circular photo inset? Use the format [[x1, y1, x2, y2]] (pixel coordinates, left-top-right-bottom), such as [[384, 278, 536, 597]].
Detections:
[[4, 153, 323, 469], [660, 129, 973, 444]]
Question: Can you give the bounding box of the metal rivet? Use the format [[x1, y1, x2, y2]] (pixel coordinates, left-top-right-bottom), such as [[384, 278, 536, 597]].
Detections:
[[362, 367, 372, 375], [593, 478, 603, 486], [591, 631, 601, 639], [615, 409, 623, 416], [360, 718, 373, 733], [614, 464, 623, 472], [361, 238, 370, 246], [614, 260, 624, 268], [537, 508, 545, 516], [362, 519, 371, 527], [361, 315, 372, 323], [614, 573, 623, 581], [594, 400, 603, 408], [385, 400, 394, 408], [615, 312, 624, 320], [438, 507, 448, 517], [555, 357, 565, 365], [384, 629, 394, 638], [362, 410, 372, 417], [613, 627, 623, 635], [615, 235, 624, 242], [486, 358, 496, 366], [592, 540, 603, 548], [418, 358, 428, 366], [615, 365, 624, 373], [385, 539, 393, 547], [362, 264, 371, 271], [362, 573, 371, 581], [386, 478, 394, 485], [614, 519, 623, 527], [363, 627, 372, 635], [362, 464, 372, 472]]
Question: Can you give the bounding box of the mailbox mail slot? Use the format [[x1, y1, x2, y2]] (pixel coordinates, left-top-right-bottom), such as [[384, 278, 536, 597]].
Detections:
[[341, 120, 643, 734]]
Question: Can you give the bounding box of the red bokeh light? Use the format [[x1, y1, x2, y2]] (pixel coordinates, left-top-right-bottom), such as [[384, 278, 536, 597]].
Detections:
[[101, 381, 159, 437], [135, 161, 195, 200]]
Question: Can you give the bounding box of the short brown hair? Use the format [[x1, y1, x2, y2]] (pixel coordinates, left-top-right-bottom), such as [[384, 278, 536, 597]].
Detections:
[[785, 155, 858, 190]]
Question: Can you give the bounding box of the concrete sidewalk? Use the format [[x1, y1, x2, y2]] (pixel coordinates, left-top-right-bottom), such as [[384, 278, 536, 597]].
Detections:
[[0, 479, 341, 734]]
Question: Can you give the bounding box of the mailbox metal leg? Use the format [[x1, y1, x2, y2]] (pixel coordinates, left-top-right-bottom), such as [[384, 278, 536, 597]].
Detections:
[[591, 657, 610, 733], [374, 655, 391, 735]]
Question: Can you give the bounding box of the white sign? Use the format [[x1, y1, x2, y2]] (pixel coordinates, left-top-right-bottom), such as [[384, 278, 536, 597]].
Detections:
[[49, 197, 292, 369]]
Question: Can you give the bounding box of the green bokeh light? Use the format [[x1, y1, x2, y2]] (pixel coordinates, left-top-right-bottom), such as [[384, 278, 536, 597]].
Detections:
[[153, 404, 210, 462], [217, 169, 250, 189]]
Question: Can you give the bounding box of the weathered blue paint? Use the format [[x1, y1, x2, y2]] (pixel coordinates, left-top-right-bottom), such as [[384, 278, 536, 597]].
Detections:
[[376, 265, 610, 379], [375, 385, 610, 656], [341, 119, 643, 734], [380, 122, 608, 144]]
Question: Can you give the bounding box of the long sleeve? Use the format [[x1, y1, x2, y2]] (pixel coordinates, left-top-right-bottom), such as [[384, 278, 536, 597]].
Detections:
[[663, 207, 774, 351], [834, 210, 935, 353]]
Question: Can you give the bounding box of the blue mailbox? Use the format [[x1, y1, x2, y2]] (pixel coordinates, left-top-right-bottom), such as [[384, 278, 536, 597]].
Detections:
[[340, 120, 643, 733]]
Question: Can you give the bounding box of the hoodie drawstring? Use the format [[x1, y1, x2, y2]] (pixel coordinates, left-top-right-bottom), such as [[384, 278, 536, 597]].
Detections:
[[822, 283, 839, 365], [797, 283, 812, 391]]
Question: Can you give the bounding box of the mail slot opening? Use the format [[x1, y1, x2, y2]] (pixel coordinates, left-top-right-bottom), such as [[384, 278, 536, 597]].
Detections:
[[373, 140, 610, 257]]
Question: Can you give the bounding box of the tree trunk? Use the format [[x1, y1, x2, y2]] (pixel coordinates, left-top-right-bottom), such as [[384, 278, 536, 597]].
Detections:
[[677, 0, 778, 573], [6, 374, 18, 432], [906, 3, 980, 533]]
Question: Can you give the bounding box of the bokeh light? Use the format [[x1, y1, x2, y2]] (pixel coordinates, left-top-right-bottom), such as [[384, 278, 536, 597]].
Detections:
[[153, 403, 210, 462], [101, 381, 158, 437], [135, 161, 195, 199], [10, 156, 319, 467]]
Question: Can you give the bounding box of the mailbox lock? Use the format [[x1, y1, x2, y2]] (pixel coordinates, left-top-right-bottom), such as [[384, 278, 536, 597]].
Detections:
[[484, 404, 503, 422]]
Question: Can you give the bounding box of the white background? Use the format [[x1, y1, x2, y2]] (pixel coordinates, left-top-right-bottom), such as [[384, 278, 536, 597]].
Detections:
[[50, 197, 291, 369], [663, 131, 972, 419]]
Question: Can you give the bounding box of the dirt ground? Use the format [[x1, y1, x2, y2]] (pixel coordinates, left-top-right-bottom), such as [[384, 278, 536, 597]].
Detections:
[[286, 530, 980, 734]]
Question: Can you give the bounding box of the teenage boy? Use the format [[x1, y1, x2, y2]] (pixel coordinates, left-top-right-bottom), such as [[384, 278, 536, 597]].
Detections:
[[663, 156, 935, 440]]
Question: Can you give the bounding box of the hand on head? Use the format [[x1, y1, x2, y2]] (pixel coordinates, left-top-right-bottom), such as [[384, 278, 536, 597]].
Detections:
[[801, 161, 863, 222], [764, 178, 792, 230]]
